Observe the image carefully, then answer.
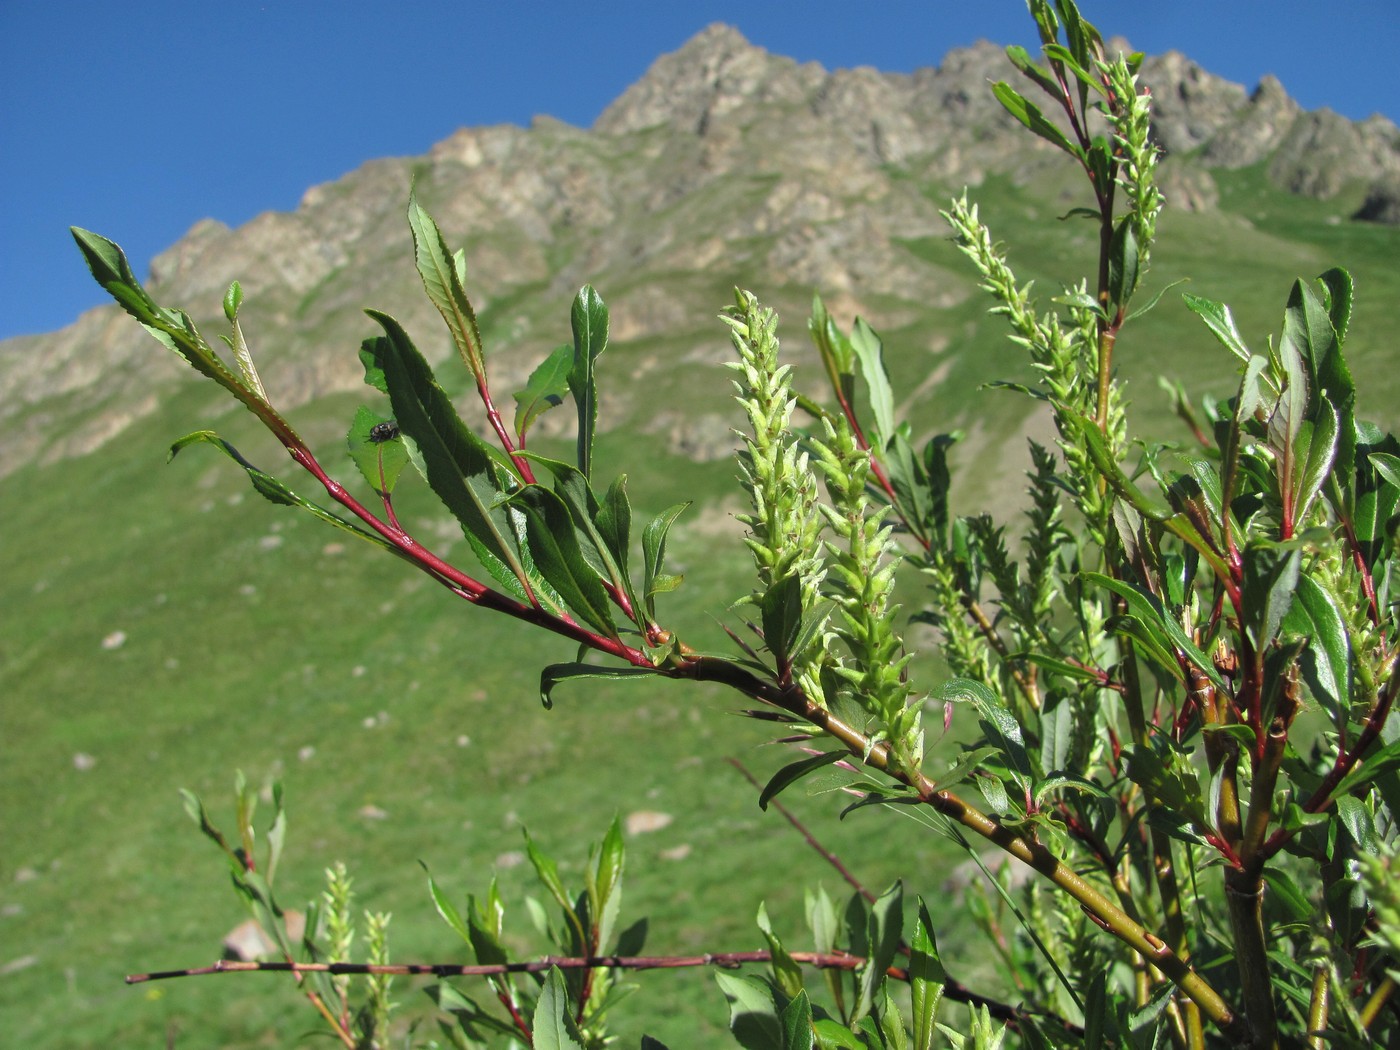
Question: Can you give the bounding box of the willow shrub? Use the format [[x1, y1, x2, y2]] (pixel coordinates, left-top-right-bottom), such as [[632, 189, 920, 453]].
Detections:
[[75, 2, 1400, 1047]]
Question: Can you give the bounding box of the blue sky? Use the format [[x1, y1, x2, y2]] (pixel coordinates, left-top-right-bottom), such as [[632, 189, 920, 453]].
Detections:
[[3, 1, 1396, 342]]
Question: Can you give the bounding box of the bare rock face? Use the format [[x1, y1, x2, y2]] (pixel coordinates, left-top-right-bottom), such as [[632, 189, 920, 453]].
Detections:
[[1139, 50, 1249, 154], [1355, 179, 1400, 224], [6, 24, 1398, 476], [1270, 109, 1400, 198], [1200, 75, 1301, 169]]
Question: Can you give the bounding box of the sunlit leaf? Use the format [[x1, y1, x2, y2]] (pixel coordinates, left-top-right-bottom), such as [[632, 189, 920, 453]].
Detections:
[[568, 285, 609, 479], [515, 344, 574, 442]]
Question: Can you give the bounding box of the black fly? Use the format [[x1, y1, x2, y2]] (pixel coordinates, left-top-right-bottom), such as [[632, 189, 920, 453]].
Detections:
[[368, 420, 400, 443]]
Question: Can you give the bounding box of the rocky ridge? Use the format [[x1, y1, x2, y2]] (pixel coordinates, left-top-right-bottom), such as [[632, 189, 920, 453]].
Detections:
[[4, 24, 1397, 476]]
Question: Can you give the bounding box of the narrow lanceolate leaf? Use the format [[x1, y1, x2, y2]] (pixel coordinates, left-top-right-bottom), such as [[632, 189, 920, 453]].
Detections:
[[1067, 412, 1171, 521], [760, 574, 805, 671], [1182, 291, 1251, 364], [758, 751, 847, 811], [568, 285, 609, 479], [421, 863, 472, 944], [1107, 219, 1139, 309], [220, 280, 268, 401], [533, 967, 586, 1050], [364, 312, 535, 600], [849, 318, 895, 448], [509, 485, 617, 638], [515, 344, 574, 442], [909, 899, 946, 1050], [538, 663, 658, 708], [523, 454, 644, 627], [1283, 574, 1352, 718], [407, 195, 486, 380], [991, 82, 1079, 157], [1317, 267, 1353, 344], [1004, 43, 1063, 100], [72, 228, 299, 438], [642, 503, 690, 617], [593, 815, 625, 953], [854, 882, 903, 1024], [1082, 572, 1226, 690], [169, 431, 395, 551], [756, 903, 804, 1001], [809, 293, 855, 411]]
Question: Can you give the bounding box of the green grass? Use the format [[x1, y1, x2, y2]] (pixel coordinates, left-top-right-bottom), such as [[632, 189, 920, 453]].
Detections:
[[4, 166, 1398, 1046]]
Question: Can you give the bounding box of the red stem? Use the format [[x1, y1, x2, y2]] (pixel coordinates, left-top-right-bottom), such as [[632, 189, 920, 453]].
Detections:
[[475, 377, 536, 485]]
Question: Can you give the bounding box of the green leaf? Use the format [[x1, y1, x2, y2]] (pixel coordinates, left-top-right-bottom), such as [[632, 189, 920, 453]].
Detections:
[[1107, 218, 1140, 309], [1183, 292, 1251, 365], [811, 1019, 865, 1049], [568, 285, 609, 479], [935, 679, 1033, 792], [466, 885, 508, 966], [756, 903, 805, 1002], [1125, 745, 1212, 832], [1066, 412, 1172, 521], [759, 751, 847, 811], [716, 971, 784, 1050], [430, 983, 522, 1041], [780, 990, 814, 1050], [1033, 773, 1110, 806], [760, 574, 805, 670], [538, 662, 658, 709], [991, 81, 1079, 157], [522, 453, 642, 625], [524, 830, 574, 920], [909, 899, 945, 1050], [168, 431, 396, 551], [1239, 543, 1301, 650], [1293, 404, 1339, 526], [364, 313, 537, 600], [1082, 970, 1108, 1050], [1282, 574, 1351, 719], [931, 746, 1001, 792], [849, 318, 895, 448], [422, 863, 472, 944], [407, 194, 486, 380], [218, 280, 268, 401], [1335, 794, 1377, 853], [72, 227, 302, 438], [508, 485, 617, 638], [1369, 452, 1400, 491], [596, 475, 633, 584], [1082, 572, 1225, 690], [533, 967, 586, 1050], [1004, 43, 1063, 100], [514, 344, 574, 442], [809, 293, 856, 410], [347, 406, 409, 495], [642, 503, 690, 618], [1040, 699, 1074, 774], [1261, 869, 1312, 922], [855, 882, 903, 1024], [1331, 738, 1400, 799], [593, 815, 625, 952]]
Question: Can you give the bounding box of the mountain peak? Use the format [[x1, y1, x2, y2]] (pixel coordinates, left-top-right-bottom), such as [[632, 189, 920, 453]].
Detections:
[[594, 23, 821, 136]]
